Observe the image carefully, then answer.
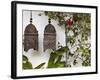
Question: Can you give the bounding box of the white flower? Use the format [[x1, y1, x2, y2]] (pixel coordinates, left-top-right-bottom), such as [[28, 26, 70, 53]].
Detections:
[[64, 16, 70, 21], [67, 30, 74, 37]]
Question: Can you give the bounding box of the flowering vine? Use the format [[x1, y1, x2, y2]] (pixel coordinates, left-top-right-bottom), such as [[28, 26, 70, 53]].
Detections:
[[44, 11, 91, 67]]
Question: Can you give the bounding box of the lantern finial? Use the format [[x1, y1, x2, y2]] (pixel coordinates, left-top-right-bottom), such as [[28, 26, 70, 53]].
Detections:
[[30, 10, 32, 24], [48, 18, 51, 24]]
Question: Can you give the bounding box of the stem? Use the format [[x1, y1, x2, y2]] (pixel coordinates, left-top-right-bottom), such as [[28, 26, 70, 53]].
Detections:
[[65, 28, 69, 67]]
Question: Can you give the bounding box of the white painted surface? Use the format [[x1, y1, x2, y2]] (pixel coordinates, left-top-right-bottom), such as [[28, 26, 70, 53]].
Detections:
[[23, 11, 66, 68]]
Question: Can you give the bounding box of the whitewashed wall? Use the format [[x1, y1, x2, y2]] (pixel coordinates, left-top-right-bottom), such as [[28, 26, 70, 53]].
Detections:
[[23, 10, 66, 68]]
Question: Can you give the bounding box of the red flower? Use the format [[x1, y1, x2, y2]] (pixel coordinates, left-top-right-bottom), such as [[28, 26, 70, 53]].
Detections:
[[66, 18, 73, 28]]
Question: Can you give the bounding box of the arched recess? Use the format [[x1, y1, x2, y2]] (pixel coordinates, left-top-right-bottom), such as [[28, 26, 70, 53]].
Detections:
[[43, 19, 56, 51]]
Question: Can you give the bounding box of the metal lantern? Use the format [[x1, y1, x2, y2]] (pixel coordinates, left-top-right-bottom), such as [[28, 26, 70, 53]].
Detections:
[[43, 19, 56, 51], [24, 11, 38, 52]]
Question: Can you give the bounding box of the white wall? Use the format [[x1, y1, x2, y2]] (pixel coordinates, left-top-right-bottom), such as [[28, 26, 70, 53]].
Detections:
[[23, 10, 66, 68], [0, 0, 100, 80], [23, 10, 65, 51]]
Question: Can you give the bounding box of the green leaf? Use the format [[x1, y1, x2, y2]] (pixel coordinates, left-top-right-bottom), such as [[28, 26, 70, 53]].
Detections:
[[47, 52, 58, 68], [55, 55, 62, 64], [23, 61, 33, 69], [22, 55, 33, 69], [67, 37, 75, 46], [34, 63, 45, 69], [47, 46, 68, 68], [56, 46, 69, 55], [23, 55, 28, 62], [82, 60, 90, 66], [81, 48, 90, 57], [55, 61, 66, 68]]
